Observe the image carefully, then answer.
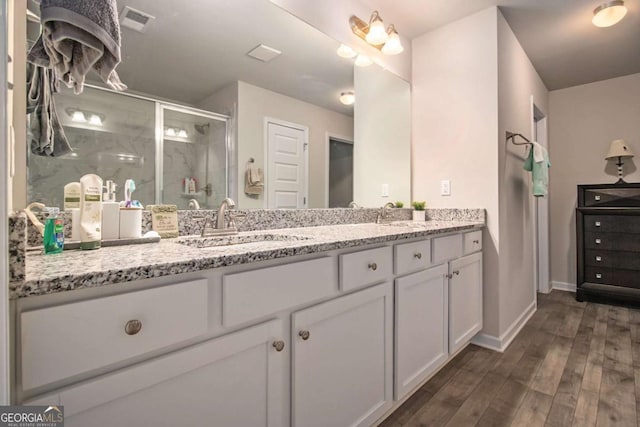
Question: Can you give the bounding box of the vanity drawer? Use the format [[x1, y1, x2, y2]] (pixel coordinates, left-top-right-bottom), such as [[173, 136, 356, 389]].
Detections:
[[223, 257, 336, 327], [432, 234, 463, 265], [340, 246, 393, 291], [463, 231, 483, 255], [20, 279, 209, 391], [395, 240, 431, 276]]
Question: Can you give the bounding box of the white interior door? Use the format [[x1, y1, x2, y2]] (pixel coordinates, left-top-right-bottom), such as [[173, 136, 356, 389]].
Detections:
[[534, 112, 550, 294], [267, 121, 307, 208]]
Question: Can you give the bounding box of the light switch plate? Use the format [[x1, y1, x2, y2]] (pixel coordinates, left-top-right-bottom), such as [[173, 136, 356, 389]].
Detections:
[[381, 184, 389, 197], [440, 180, 451, 196]]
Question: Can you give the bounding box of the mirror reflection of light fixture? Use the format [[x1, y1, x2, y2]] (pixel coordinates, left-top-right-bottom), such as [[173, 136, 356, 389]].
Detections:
[[605, 139, 634, 183], [165, 127, 177, 137], [350, 11, 404, 55], [354, 54, 373, 67], [177, 129, 188, 138], [66, 108, 105, 126], [88, 114, 102, 126], [71, 110, 87, 123], [339, 91, 355, 105], [337, 44, 357, 58], [592, 0, 627, 27], [165, 127, 189, 139]]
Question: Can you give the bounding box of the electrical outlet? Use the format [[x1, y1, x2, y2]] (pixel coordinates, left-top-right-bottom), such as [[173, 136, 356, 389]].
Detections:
[[440, 180, 451, 196], [381, 184, 389, 197]]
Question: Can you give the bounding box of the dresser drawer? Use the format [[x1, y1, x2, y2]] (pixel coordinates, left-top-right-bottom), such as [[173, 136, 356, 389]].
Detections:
[[340, 246, 393, 291], [584, 215, 640, 233], [463, 230, 482, 255], [583, 188, 640, 207], [585, 250, 640, 271], [223, 257, 336, 327], [394, 240, 431, 276], [584, 266, 614, 285], [584, 232, 640, 251], [432, 234, 463, 265], [20, 279, 209, 391]]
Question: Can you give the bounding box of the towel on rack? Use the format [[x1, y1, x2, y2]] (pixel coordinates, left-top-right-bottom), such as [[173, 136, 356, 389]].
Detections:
[[245, 162, 264, 195], [523, 141, 550, 197], [27, 0, 127, 94], [27, 62, 72, 157]]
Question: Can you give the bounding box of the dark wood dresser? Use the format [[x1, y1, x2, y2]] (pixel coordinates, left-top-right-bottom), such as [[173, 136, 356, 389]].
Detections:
[[576, 183, 640, 304]]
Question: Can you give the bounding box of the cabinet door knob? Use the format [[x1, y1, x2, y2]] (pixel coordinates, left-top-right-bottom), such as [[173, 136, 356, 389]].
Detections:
[[124, 319, 142, 336], [272, 340, 285, 352], [595, 221, 601, 227], [595, 273, 602, 279], [414, 252, 422, 259], [596, 256, 602, 262], [299, 330, 310, 341], [453, 270, 460, 276], [445, 273, 453, 279], [368, 262, 378, 271], [473, 240, 480, 244]]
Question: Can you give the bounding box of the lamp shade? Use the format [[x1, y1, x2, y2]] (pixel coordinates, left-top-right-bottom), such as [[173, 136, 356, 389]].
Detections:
[[605, 139, 634, 159]]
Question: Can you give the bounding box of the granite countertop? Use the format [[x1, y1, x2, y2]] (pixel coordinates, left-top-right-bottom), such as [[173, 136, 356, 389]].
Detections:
[[12, 220, 484, 299]]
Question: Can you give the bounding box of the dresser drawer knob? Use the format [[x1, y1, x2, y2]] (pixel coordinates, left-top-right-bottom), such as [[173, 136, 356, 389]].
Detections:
[[414, 252, 422, 259], [272, 340, 285, 352], [596, 256, 602, 262], [595, 195, 601, 201], [595, 221, 601, 227], [595, 273, 602, 279], [368, 262, 378, 271], [595, 239, 601, 245], [124, 319, 142, 336]]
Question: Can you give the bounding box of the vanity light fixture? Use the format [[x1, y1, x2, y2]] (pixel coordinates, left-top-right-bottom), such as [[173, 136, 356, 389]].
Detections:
[[339, 91, 355, 105], [71, 110, 86, 123], [165, 127, 188, 138], [337, 44, 357, 58], [354, 54, 373, 67], [88, 114, 103, 126], [592, 0, 627, 27], [350, 11, 404, 55], [66, 108, 105, 126]]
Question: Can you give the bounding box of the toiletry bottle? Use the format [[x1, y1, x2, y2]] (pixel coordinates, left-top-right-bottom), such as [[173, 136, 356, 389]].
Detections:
[[102, 180, 120, 240], [43, 207, 64, 254], [80, 174, 103, 250], [64, 182, 81, 210]]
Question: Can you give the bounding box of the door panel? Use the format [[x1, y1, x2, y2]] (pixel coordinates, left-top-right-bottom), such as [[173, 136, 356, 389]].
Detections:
[[267, 122, 306, 208]]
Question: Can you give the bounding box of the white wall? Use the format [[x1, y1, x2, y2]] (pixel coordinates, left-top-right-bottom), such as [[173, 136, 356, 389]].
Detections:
[[354, 65, 411, 207], [412, 8, 500, 335], [549, 73, 640, 287], [497, 12, 548, 334], [269, 0, 411, 81]]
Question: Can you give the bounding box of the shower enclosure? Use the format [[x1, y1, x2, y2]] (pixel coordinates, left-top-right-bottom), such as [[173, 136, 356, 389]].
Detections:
[[28, 84, 230, 210]]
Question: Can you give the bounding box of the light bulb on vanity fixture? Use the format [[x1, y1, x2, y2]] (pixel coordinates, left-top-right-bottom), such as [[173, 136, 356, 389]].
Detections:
[[339, 91, 355, 105], [592, 0, 627, 27], [71, 110, 87, 123], [350, 11, 404, 56], [354, 54, 373, 67]]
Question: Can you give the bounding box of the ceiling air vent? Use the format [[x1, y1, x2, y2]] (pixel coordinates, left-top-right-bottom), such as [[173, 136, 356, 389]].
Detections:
[[120, 6, 155, 33], [246, 44, 282, 63]]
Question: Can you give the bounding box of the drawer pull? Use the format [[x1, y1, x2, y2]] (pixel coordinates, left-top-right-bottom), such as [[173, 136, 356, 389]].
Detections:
[[595, 221, 601, 227], [595, 195, 601, 201], [595, 239, 601, 245], [299, 330, 310, 341], [124, 319, 142, 336], [596, 256, 602, 262], [272, 340, 285, 352], [595, 273, 602, 279], [414, 252, 422, 259], [445, 273, 453, 279], [368, 263, 378, 271], [473, 240, 480, 244], [453, 270, 460, 276]]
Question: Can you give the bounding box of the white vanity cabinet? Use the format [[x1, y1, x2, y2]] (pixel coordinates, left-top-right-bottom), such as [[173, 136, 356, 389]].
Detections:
[[26, 319, 286, 427], [448, 251, 483, 355], [292, 283, 393, 427]]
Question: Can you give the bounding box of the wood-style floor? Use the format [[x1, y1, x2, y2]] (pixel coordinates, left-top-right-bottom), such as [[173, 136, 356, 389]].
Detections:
[[380, 290, 640, 427]]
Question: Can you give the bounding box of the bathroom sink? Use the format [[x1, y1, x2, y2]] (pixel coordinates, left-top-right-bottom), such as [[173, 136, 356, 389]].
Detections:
[[176, 233, 311, 248]]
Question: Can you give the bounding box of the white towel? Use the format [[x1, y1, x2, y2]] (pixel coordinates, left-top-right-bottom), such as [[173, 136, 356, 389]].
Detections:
[[531, 141, 547, 163]]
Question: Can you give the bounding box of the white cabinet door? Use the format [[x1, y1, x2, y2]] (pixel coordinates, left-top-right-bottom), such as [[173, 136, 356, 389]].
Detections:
[[28, 320, 286, 427], [394, 264, 448, 400], [449, 252, 483, 354], [292, 283, 393, 427]]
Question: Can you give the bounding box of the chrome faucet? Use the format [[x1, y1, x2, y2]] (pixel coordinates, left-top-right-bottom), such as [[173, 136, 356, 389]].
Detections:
[[192, 198, 240, 237], [377, 202, 396, 224], [188, 199, 201, 210], [348, 201, 360, 208], [216, 198, 236, 229]]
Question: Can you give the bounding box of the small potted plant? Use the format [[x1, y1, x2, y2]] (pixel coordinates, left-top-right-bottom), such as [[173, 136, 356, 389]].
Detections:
[[395, 201, 404, 208], [411, 201, 426, 222]]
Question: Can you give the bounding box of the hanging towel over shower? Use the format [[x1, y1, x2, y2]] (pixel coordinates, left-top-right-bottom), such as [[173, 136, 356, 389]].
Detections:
[[245, 162, 264, 195], [523, 141, 550, 197], [26, 62, 72, 157], [27, 0, 127, 94]]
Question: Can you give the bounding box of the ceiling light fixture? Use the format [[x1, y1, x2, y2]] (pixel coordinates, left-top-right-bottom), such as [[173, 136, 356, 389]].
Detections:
[[354, 54, 373, 67], [337, 44, 357, 58], [592, 0, 627, 27], [339, 91, 355, 105], [350, 11, 404, 55]]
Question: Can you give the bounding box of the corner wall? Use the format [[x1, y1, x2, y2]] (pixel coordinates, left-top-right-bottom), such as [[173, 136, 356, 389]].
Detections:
[[549, 73, 640, 287]]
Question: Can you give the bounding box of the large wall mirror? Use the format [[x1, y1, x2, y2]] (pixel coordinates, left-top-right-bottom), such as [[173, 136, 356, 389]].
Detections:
[[26, 0, 410, 209]]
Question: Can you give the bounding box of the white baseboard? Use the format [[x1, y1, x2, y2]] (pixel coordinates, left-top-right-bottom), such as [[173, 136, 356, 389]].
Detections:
[[551, 281, 577, 292], [471, 300, 537, 353]]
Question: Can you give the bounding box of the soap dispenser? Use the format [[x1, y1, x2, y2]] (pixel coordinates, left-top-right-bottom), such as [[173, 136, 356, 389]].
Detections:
[[102, 180, 120, 240]]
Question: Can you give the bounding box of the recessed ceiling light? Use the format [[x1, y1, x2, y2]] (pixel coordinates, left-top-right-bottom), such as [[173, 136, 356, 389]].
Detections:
[[337, 44, 357, 58], [592, 0, 627, 27], [339, 91, 355, 105], [354, 54, 373, 67]]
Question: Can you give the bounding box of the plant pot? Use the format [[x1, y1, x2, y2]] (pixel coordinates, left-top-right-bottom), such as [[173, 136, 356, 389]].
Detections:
[[412, 210, 425, 222]]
